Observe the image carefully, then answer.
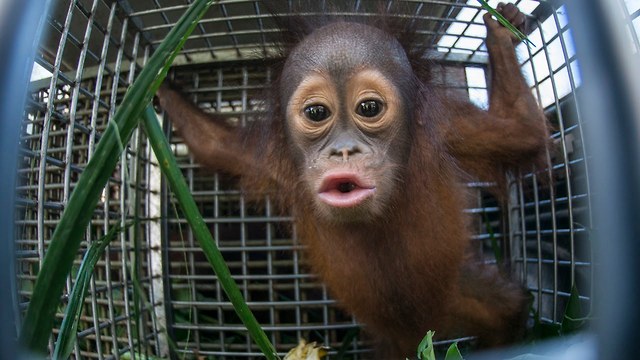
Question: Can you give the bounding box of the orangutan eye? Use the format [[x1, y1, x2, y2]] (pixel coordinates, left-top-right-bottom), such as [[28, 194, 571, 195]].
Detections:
[[357, 100, 382, 118], [304, 105, 330, 122]]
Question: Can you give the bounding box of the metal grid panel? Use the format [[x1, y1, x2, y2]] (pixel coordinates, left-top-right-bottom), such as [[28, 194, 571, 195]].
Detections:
[[17, 0, 164, 358], [509, 3, 592, 325], [14, 0, 620, 359], [119, 0, 489, 65], [511, 0, 640, 328], [162, 62, 511, 359], [162, 63, 359, 358], [153, 2, 594, 357]]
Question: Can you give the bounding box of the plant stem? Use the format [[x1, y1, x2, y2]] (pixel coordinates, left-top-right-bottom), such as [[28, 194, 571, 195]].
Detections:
[[53, 225, 123, 360], [141, 106, 280, 360], [477, 0, 533, 46]]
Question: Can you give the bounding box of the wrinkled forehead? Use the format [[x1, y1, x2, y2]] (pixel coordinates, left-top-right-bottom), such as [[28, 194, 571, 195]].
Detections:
[[280, 22, 413, 100]]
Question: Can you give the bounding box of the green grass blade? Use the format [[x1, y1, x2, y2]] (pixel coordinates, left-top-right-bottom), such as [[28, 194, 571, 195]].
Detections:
[[477, 0, 534, 47], [19, 0, 215, 353], [444, 343, 464, 360], [52, 225, 122, 360], [417, 331, 436, 360], [141, 106, 279, 360]]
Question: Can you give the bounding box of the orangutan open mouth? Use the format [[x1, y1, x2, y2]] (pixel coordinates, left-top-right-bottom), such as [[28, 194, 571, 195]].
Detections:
[[317, 173, 375, 208], [337, 182, 357, 193]]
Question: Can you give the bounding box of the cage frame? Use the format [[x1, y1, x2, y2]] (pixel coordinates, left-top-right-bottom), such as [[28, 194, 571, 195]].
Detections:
[[4, 0, 640, 359]]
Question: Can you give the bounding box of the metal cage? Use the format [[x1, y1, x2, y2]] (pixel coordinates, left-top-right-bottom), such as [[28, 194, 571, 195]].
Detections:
[[13, 0, 640, 359]]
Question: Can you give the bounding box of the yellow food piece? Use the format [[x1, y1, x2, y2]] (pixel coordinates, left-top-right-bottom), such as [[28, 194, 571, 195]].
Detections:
[[283, 339, 329, 360]]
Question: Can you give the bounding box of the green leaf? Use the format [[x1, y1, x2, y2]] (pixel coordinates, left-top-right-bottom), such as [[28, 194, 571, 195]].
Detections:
[[444, 343, 464, 360], [477, 0, 534, 46], [141, 106, 279, 360], [52, 225, 121, 360], [19, 0, 216, 353], [417, 331, 436, 360], [561, 284, 585, 334]]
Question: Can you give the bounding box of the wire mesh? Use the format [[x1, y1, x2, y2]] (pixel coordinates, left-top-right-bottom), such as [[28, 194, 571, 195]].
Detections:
[[510, 3, 593, 326], [16, 0, 640, 358], [17, 0, 163, 358]]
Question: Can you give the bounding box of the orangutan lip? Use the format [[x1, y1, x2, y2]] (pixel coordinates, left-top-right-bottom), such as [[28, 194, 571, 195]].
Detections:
[[317, 173, 375, 208]]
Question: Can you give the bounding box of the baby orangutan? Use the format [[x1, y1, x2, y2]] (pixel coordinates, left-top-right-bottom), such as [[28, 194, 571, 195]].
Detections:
[[156, 2, 548, 358]]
